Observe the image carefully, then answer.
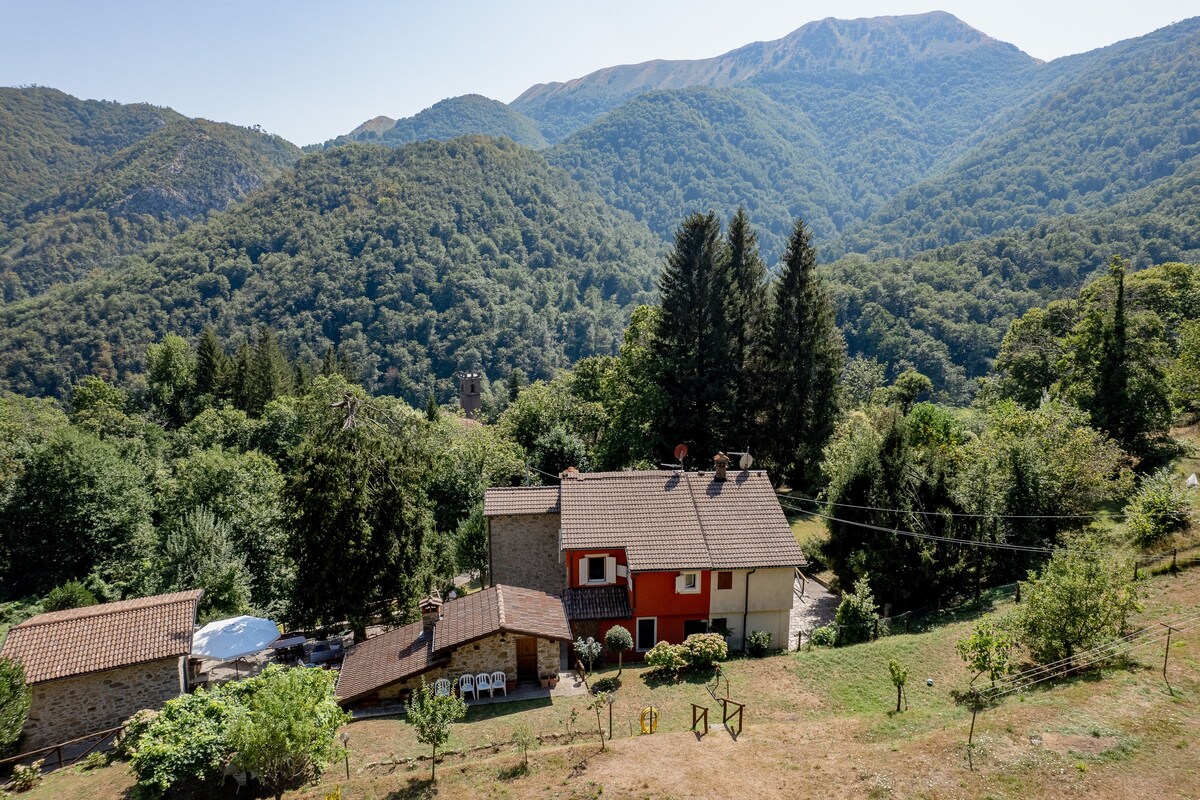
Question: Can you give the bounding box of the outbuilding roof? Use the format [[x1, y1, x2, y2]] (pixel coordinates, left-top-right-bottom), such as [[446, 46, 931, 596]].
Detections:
[[0, 590, 202, 684], [483, 485, 561, 515], [335, 584, 571, 703]]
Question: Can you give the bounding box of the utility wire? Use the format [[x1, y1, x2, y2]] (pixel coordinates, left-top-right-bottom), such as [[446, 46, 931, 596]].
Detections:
[[780, 492, 1200, 520]]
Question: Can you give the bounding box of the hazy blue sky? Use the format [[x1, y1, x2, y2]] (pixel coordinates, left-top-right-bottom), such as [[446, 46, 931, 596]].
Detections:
[[2, 1, 1195, 145]]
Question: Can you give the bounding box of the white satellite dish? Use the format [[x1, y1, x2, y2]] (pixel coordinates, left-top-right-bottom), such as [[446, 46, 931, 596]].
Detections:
[[739, 452, 753, 470]]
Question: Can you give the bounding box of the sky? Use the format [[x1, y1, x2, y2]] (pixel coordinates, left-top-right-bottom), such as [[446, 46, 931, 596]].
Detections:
[[1, 1, 1196, 145]]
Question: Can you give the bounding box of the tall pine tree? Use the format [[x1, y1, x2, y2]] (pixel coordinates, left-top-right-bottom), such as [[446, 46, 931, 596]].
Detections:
[[194, 327, 228, 403], [725, 208, 769, 452], [764, 217, 844, 490], [284, 385, 432, 640], [245, 326, 293, 416], [651, 212, 734, 462]]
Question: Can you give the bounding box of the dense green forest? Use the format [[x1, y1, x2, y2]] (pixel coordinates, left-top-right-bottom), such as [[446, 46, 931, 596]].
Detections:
[[0, 137, 661, 402], [836, 16, 1200, 257], [324, 94, 547, 150], [0, 87, 184, 217], [1, 117, 300, 299]]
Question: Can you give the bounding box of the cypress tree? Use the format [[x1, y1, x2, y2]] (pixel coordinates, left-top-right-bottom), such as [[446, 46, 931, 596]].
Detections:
[[651, 212, 734, 461], [764, 217, 844, 490], [1091, 257, 1130, 444], [725, 208, 769, 452]]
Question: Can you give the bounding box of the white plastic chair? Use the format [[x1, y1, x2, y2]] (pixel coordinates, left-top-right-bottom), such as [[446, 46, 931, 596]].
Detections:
[[490, 670, 507, 697], [458, 673, 476, 700], [433, 678, 452, 697], [474, 672, 492, 698]]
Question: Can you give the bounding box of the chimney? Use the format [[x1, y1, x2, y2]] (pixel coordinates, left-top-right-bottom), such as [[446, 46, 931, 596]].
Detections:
[[560, 466, 580, 480], [713, 452, 730, 482], [418, 592, 443, 638]]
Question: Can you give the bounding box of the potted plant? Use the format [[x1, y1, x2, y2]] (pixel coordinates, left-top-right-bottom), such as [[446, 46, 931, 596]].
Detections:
[[547, 673, 560, 688]]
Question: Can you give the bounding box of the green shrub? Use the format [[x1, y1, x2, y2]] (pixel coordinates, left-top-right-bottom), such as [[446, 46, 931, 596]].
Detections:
[[590, 676, 620, 693], [11, 759, 44, 792], [746, 630, 773, 657], [77, 751, 110, 771], [808, 625, 837, 647], [680, 633, 727, 669], [42, 580, 97, 612], [1126, 469, 1189, 546], [0, 658, 31, 755], [644, 641, 687, 674], [834, 577, 879, 645], [114, 708, 158, 758]]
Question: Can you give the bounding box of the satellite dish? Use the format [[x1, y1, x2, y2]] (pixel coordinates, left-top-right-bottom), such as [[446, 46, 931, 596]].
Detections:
[[739, 452, 753, 470], [673, 444, 689, 461]]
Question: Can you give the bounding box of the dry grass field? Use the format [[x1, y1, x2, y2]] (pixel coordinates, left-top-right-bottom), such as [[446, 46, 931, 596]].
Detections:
[[16, 566, 1198, 800]]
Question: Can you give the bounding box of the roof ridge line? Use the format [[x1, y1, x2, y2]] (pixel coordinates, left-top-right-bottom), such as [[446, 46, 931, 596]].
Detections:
[[495, 584, 507, 628], [13, 590, 202, 628]]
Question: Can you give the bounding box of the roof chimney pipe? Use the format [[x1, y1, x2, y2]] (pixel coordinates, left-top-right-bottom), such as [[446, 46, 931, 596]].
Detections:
[[713, 452, 730, 482], [418, 592, 443, 639]]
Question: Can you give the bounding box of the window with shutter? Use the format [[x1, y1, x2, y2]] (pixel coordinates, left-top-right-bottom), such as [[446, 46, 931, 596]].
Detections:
[[717, 571, 733, 591]]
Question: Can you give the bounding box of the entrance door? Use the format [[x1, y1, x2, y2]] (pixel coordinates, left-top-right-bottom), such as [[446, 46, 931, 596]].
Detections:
[[683, 619, 708, 638], [516, 637, 539, 682]]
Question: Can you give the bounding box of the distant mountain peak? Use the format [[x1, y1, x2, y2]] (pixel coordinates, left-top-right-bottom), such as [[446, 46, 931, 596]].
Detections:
[[513, 11, 1033, 108]]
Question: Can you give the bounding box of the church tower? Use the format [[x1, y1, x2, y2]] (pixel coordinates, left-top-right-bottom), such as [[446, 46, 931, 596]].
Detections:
[[457, 371, 482, 419]]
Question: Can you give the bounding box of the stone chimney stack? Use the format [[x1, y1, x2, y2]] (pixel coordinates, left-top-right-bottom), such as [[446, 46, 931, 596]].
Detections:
[[418, 592, 443, 638], [713, 452, 730, 482], [560, 466, 580, 480]]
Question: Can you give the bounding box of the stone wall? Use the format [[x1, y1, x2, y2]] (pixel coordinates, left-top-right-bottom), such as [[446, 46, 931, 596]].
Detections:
[[376, 632, 564, 701], [23, 658, 183, 750], [489, 513, 564, 595]]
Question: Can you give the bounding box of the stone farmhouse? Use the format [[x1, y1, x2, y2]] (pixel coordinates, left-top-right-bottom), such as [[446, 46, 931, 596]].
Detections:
[[484, 462, 805, 655], [335, 583, 571, 706], [0, 590, 202, 750]]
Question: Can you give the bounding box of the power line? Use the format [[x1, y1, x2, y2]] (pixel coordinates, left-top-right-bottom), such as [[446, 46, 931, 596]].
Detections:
[[781, 492, 1153, 521], [777, 500, 1058, 554]]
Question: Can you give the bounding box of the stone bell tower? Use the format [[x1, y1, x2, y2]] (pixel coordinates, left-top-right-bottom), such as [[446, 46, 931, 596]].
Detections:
[[457, 371, 482, 419]]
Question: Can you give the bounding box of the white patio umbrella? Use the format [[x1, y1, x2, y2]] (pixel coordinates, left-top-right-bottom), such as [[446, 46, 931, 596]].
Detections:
[[192, 615, 282, 662]]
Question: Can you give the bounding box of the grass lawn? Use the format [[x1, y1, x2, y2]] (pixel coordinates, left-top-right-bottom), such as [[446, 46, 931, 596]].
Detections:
[[18, 568, 1198, 800]]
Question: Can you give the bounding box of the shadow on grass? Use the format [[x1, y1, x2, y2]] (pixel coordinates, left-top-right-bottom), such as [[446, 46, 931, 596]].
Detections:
[[463, 696, 553, 723], [497, 761, 529, 780], [641, 669, 716, 689], [386, 777, 436, 799]]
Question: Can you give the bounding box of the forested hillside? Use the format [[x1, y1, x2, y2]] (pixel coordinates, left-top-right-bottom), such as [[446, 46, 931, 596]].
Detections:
[[1, 116, 300, 299], [548, 87, 848, 255], [0, 138, 661, 401], [837, 16, 1200, 257], [0, 87, 183, 216], [330, 94, 547, 149]]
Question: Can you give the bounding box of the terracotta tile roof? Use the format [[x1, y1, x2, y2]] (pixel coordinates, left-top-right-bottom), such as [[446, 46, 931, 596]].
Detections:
[[558, 470, 805, 571], [563, 586, 633, 621], [334, 620, 446, 703], [0, 590, 202, 684], [335, 585, 571, 703], [483, 486, 561, 515], [434, 584, 572, 650]]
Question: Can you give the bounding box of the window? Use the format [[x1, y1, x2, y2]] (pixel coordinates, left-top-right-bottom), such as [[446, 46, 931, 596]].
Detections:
[[636, 618, 657, 651], [587, 556, 606, 583], [683, 619, 707, 637], [683, 572, 697, 590], [710, 618, 729, 636], [676, 571, 700, 594], [717, 571, 733, 591]]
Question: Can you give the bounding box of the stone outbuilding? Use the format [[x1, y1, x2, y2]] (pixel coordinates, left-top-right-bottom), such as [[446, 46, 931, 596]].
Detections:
[[0, 590, 203, 750], [335, 584, 570, 706]]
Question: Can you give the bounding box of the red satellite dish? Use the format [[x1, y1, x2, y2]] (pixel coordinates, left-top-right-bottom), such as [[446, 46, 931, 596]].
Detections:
[[673, 444, 689, 461]]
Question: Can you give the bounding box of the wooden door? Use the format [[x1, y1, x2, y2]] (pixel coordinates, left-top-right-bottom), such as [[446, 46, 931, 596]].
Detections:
[[516, 637, 538, 682]]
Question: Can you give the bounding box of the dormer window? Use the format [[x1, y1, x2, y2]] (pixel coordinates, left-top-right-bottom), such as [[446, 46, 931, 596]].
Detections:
[[580, 554, 616, 585]]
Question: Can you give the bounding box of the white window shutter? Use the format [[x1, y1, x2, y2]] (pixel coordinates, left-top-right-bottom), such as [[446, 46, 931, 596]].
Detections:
[[675, 574, 685, 593], [578, 558, 588, 585], [616, 564, 629, 579], [605, 557, 616, 584]]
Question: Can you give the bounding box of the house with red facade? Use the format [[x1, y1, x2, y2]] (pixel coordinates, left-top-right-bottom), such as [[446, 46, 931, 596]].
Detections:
[[483, 461, 805, 654]]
